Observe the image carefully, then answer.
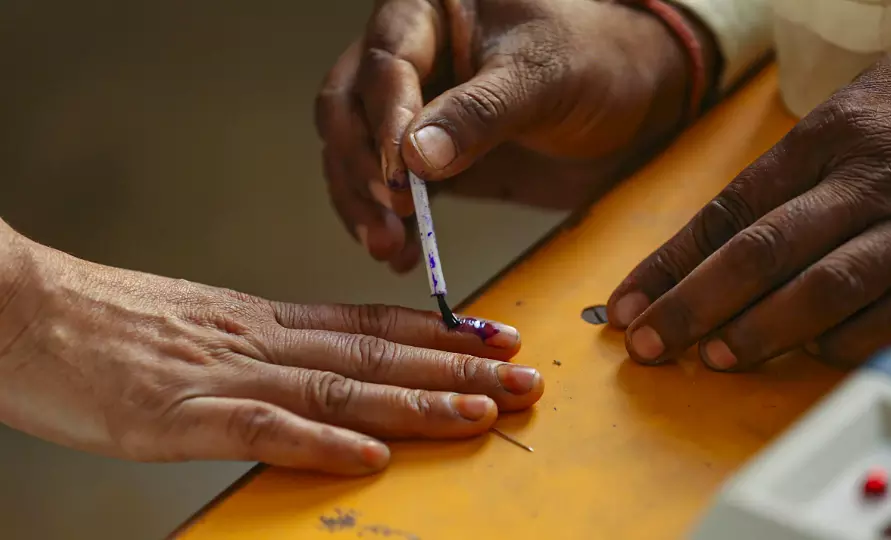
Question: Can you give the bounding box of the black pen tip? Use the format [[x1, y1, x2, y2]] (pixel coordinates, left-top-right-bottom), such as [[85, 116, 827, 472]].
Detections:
[[436, 294, 460, 329]]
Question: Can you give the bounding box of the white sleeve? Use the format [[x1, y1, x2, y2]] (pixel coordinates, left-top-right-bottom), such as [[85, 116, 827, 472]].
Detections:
[[671, 0, 774, 91]]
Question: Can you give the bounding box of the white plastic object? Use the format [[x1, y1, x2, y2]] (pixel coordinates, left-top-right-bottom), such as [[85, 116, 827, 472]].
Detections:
[[771, 0, 891, 118], [690, 350, 891, 540]]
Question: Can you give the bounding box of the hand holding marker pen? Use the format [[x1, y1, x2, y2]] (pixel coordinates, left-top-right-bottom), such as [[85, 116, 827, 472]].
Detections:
[[407, 172, 533, 453]]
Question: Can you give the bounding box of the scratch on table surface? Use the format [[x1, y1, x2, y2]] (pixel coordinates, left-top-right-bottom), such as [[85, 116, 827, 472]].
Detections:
[[318, 508, 420, 539]]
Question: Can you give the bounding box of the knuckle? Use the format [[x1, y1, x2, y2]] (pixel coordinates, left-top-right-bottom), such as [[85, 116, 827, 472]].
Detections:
[[454, 354, 481, 384], [799, 95, 891, 159], [713, 187, 758, 230], [657, 292, 702, 338], [645, 245, 695, 292], [359, 47, 397, 86], [350, 304, 399, 338], [227, 403, 280, 452], [450, 81, 512, 125], [270, 301, 313, 329], [730, 222, 789, 279], [692, 193, 754, 256], [403, 388, 436, 418], [348, 333, 397, 375], [451, 354, 481, 385], [806, 257, 870, 307], [309, 371, 359, 416]]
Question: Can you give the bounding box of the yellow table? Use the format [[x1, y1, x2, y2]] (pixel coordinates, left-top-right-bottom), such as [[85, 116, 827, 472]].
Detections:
[[174, 66, 843, 540]]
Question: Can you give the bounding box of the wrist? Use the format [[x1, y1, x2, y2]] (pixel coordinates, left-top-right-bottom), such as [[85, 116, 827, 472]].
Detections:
[[612, 1, 721, 150], [0, 220, 38, 361], [669, 1, 721, 107]]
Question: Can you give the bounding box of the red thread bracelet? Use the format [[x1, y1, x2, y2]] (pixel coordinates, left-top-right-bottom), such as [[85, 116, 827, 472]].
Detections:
[[615, 0, 707, 123]]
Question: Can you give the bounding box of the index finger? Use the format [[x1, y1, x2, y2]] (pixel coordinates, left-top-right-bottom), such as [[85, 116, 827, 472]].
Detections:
[[269, 302, 521, 360], [357, 0, 444, 211]]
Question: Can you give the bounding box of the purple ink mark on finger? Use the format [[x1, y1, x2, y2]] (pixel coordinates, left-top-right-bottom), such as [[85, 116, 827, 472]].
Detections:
[[387, 170, 409, 191], [455, 317, 500, 342]]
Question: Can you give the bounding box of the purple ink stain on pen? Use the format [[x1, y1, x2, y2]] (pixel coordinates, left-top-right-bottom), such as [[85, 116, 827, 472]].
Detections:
[[428, 254, 436, 269]]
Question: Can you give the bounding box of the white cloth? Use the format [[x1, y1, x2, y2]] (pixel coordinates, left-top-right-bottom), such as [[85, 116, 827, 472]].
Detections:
[[671, 0, 774, 91]]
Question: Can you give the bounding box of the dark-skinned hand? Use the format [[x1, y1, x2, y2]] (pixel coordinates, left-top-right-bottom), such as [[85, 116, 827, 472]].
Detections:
[[315, 0, 718, 272], [608, 55, 891, 371]]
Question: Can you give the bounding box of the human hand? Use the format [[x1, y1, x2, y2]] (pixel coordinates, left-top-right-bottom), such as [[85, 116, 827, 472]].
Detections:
[[607, 56, 891, 371], [316, 0, 717, 271], [0, 226, 542, 476]]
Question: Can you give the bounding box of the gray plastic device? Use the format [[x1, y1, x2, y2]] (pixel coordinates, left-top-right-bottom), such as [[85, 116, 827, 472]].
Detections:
[[691, 349, 891, 540]]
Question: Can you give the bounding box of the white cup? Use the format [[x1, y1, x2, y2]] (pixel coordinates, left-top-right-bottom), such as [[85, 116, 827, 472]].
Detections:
[[771, 0, 891, 118]]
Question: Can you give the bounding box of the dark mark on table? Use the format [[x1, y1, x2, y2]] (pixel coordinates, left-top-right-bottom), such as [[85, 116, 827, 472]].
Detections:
[[359, 524, 421, 540], [552, 360, 562, 366], [318, 508, 420, 539], [319, 509, 359, 532], [581, 305, 609, 325], [515, 300, 524, 307]]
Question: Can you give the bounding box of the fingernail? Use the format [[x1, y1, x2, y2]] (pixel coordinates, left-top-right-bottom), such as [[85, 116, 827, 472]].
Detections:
[[359, 439, 390, 470], [614, 292, 650, 327], [451, 395, 495, 421], [497, 364, 540, 395], [386, 169, 409, 191], [701, 339, 738, 371], [454, 318, 520, 349], [355, 225, 369, 250], [629, 326, 665, 362], [412, 125, 456, 170]]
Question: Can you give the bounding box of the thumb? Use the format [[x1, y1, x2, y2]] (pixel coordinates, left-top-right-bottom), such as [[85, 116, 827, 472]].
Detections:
[[402, 66, 545, 181]]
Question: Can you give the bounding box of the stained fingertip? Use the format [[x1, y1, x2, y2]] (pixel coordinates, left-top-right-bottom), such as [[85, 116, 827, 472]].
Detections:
[[457, 319, 520, 351], [386, 169, 410, 191]]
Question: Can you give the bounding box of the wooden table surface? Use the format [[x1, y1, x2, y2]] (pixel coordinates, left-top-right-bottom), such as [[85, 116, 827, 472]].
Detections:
[[174, 66, 844, 540]]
